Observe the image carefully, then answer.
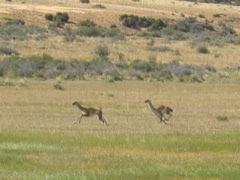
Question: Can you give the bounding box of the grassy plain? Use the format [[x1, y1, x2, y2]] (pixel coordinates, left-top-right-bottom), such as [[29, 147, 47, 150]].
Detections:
[[0, 80, 240, 179]]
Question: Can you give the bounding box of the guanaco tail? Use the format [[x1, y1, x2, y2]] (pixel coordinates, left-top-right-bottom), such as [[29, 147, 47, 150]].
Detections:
[[72, 101, 108, 125], [145, 99, 173, 124]]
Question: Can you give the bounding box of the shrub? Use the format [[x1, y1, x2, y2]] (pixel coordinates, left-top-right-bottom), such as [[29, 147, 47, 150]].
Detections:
[[119, 14, 164, 29], [79, 19, 96, 27], [190, 21, 214, 33], [159, 69, 173, 80], [197, 45, 209, 54], [220, 24, 236, 36], [213, 13, 221, 18], [128, 70, 144, 80], [80, 0, 90, 3], [205, 65, 216, 72], [94, 44, 109, 57], [148, 19, 166, 31], [54, 12, 69, 23], [0, 23, 28, 40], [0, 52, 217, 82], [75, 26, 102, 37], [87, 58, 113, 76], [103, 66, 123, 81], [119, 14, 139, 28], [0, 46, 19, 55], [45, 13, 54, 21]]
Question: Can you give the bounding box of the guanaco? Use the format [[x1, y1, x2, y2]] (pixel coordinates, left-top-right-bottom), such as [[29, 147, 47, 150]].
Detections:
[[72, 101, 108, 125], [145, 99, 173, 124]]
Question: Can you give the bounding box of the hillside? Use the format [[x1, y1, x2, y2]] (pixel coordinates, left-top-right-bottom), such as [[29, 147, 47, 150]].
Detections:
[[1, 0, 240, 30], [0, 0, 239, 81]]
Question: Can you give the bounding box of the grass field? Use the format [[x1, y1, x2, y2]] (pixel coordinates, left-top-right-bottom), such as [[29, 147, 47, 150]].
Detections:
[[0, 80, 240, 179]]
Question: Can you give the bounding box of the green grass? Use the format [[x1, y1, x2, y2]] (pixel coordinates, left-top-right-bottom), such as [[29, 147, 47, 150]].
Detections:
[[0, 80, 240, 179], [0, 130, 240, 179]]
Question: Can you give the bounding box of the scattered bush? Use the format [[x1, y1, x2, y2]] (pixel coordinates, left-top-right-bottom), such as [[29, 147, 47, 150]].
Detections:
[[94, 44, 109, 57], [0, 47, 19, 55], [119, 14, 165, 29], [148, 19, 166, 31], [213, 13, 222, 18], [55, 12, 69, 23], [79, 19, 96, 27], [45, 13, 54, 21], [45, 12, 69, 28], [76, 26, 102, 37], [80, 0, 90, 3], [197, 45, 209, 54], [0, 52, 217, 82], [0, 23, 28, 40]]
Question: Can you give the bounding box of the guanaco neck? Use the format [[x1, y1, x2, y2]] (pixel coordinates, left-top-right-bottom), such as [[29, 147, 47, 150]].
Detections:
[[75, 102, 85, 111], [146, 101, 155, 111]]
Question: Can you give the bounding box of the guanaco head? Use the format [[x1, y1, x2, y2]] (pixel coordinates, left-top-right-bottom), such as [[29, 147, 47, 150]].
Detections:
[[72, 101, 79, 106], [144, 99, 151, 104]]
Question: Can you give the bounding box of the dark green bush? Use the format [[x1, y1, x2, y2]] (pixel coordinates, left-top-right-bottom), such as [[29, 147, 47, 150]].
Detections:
[[119, 14, 166, 30], [79, 19, 96, 27], [148, 19, 166, 31], [197, 45, 210, 54], [45, 13, 54, 21], [54, 12, 69, 23], [75, 26, 102, 37], [80, 0, 90, 3]]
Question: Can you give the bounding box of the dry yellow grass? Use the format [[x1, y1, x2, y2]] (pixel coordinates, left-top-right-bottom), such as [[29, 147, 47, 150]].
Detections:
[[10, 35, 240, 69], [0, 80, 239, 134]]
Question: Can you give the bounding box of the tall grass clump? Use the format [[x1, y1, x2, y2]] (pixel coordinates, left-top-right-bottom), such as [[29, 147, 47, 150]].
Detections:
[[216, 115, 228, 121]]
